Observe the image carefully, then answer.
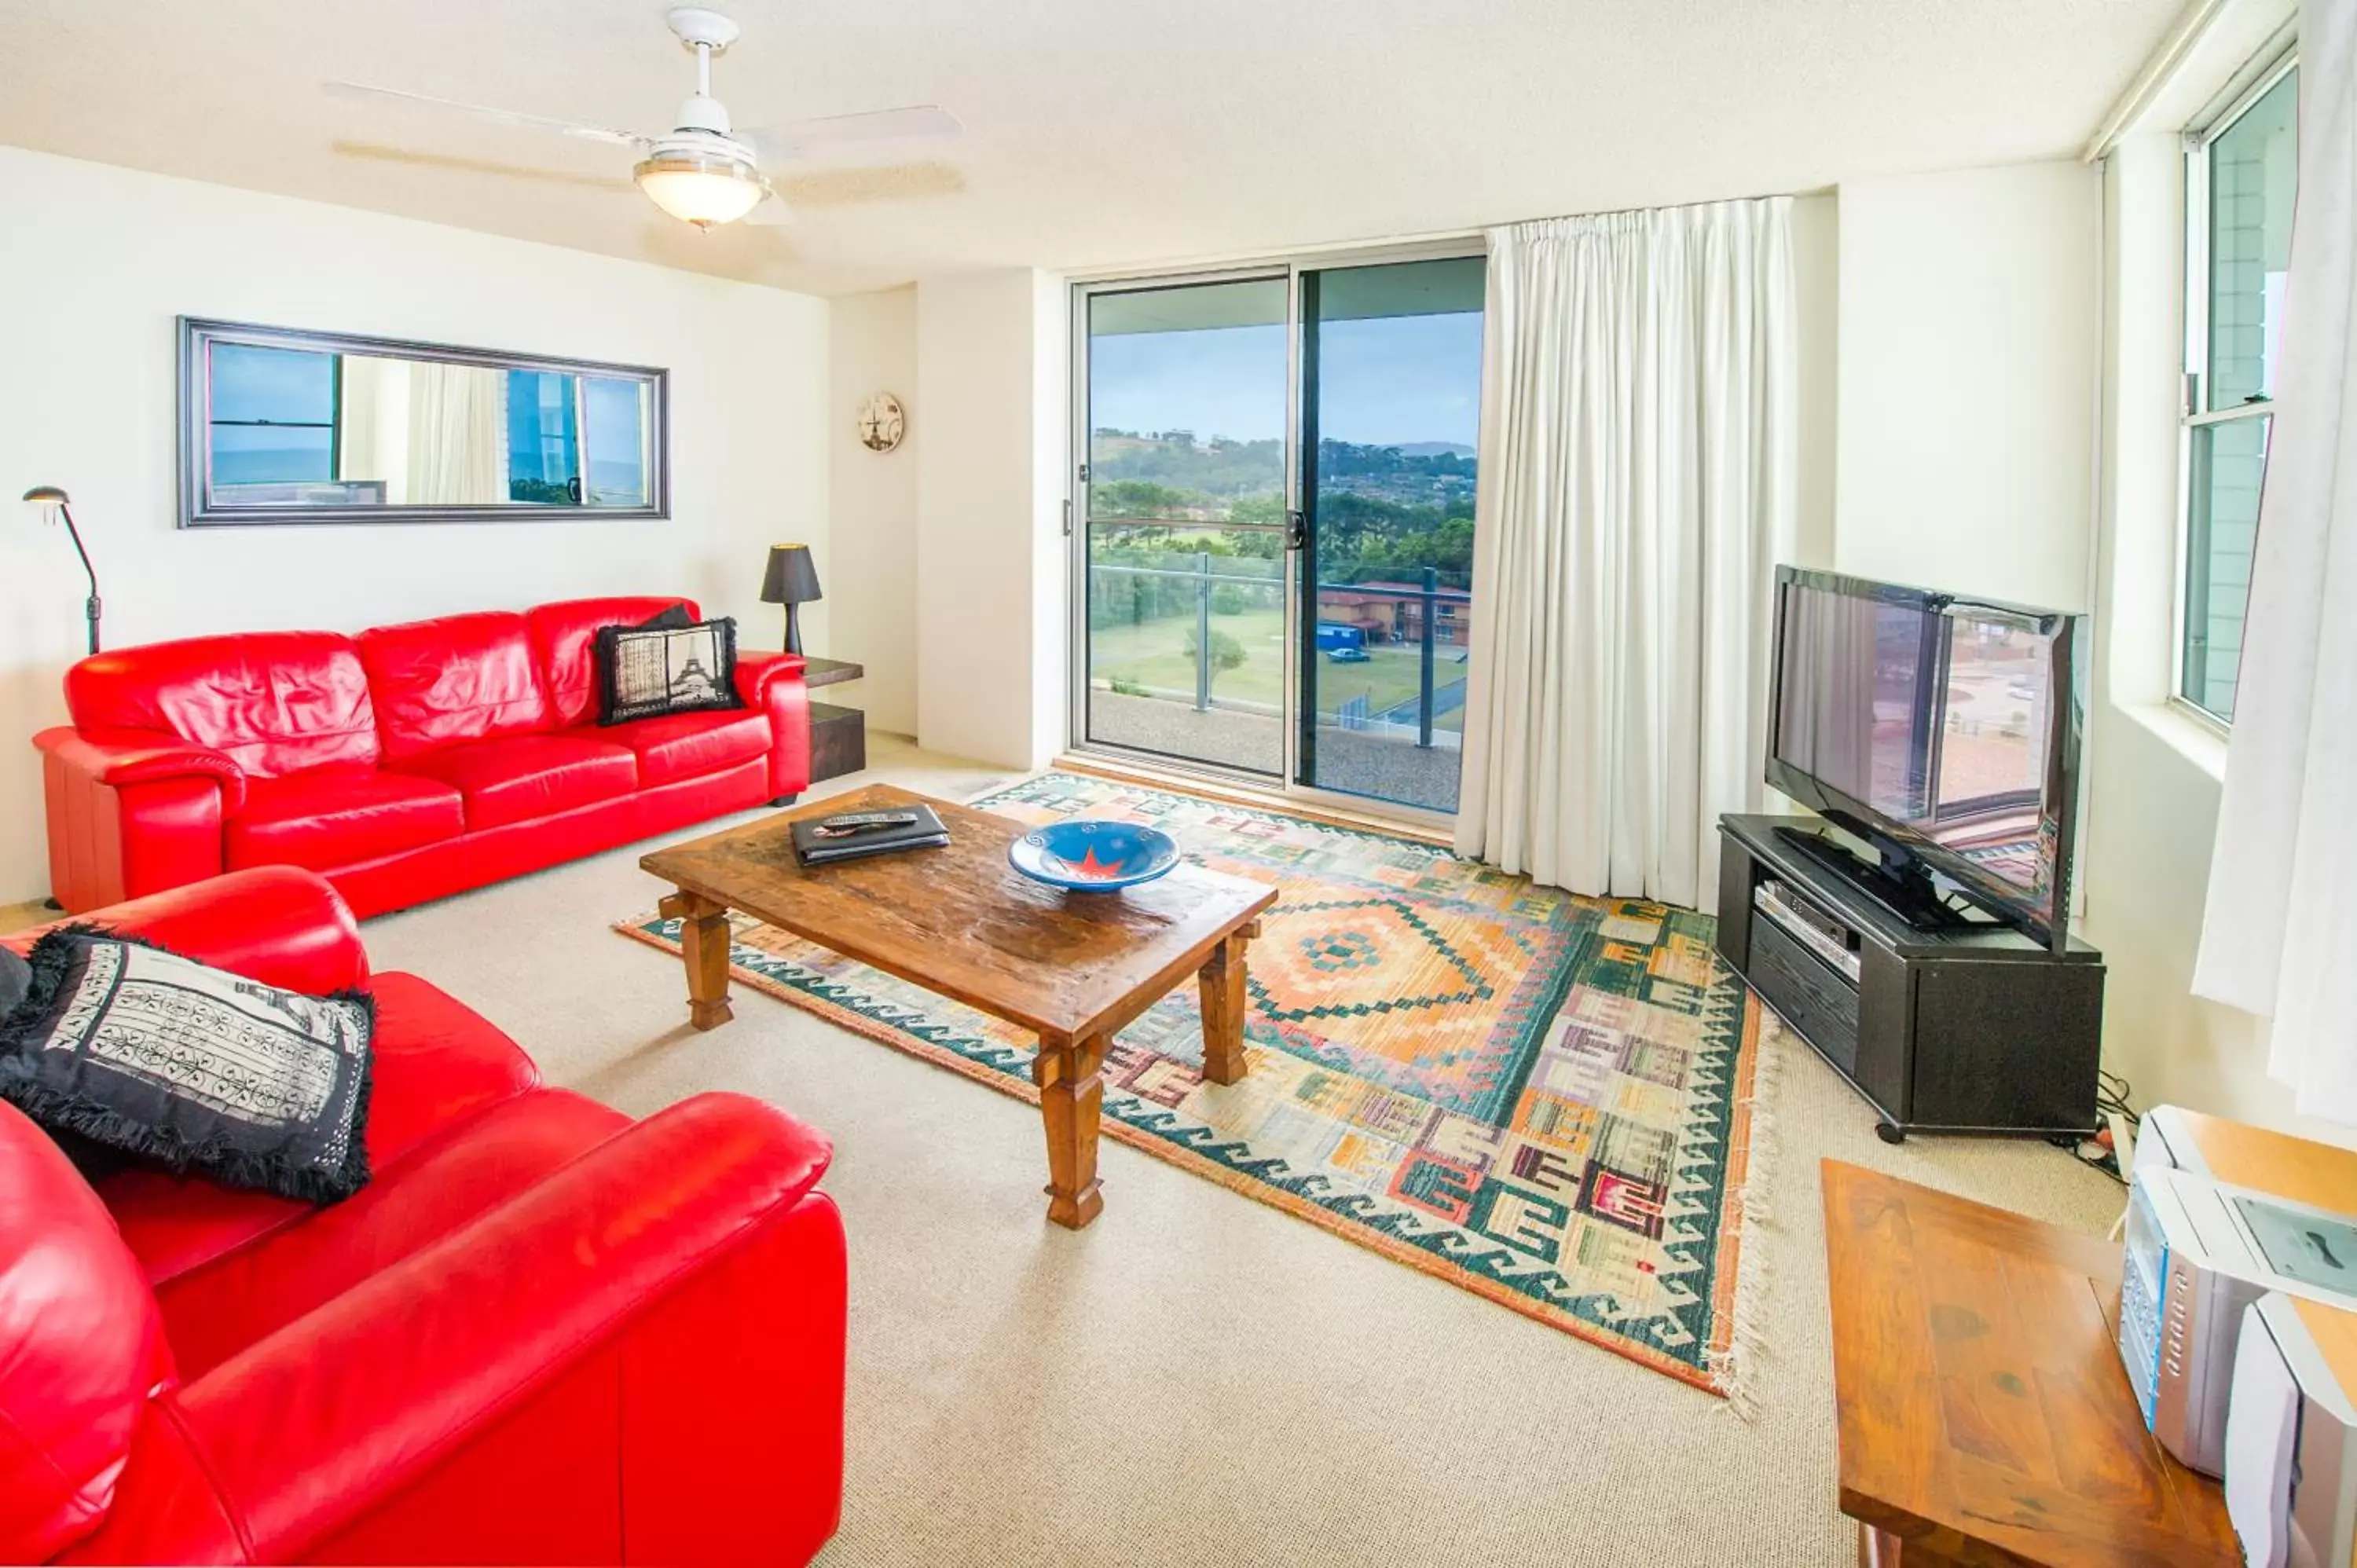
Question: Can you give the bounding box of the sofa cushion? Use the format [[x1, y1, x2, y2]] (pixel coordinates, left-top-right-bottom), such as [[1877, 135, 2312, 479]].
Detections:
[[388, 735, 637, 831], [588, 708, 772, 788], [100, 971, 541, 1291], [0, 1101, 164, 1562], [527, 597, 701, 730], [227, 767, 465, 873], [357, 611, 552, 760], [2, 931, 376, 1207], [64, 632, 379, 779]]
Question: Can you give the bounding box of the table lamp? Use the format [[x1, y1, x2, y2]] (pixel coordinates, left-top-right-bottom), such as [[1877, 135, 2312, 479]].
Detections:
[[761, 544, 821, 655], [24, 485, 101, 654]]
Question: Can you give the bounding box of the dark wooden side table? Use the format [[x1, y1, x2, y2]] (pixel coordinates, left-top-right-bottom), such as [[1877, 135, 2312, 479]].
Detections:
[[798, 656, 866, 782], [1821, 1160, 2238, 1567]]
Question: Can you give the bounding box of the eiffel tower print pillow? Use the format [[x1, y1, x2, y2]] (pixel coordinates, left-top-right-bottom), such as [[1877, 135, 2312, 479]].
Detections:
[[595, 614, 746, 725]]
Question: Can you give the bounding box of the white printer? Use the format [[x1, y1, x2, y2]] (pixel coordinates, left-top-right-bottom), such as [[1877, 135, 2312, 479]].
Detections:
[[2226, 1292, 2357, 1568], [2120, 1166, 2357, 1476]]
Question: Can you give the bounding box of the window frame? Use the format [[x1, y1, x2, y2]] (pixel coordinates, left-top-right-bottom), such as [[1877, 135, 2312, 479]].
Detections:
[[2172, 44, 2297, 731]]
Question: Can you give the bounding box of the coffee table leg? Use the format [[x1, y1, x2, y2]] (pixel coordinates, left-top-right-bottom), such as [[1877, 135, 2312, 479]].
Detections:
[[658, 891, 735, 1031], [1032, 1031, 1107, 1229], [1197, 920, 1259, 1086]]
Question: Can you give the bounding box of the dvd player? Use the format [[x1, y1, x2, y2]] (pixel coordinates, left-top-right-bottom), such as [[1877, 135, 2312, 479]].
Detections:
[[1754, 877, 1861, 982]]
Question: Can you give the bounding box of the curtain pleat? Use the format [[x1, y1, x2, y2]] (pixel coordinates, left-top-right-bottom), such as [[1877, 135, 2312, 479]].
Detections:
[[1453, 198, 1798, 912]]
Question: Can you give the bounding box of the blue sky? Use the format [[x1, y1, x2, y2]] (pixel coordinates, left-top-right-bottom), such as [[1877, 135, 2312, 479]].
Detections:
[[1089, 312, 1483, 449]]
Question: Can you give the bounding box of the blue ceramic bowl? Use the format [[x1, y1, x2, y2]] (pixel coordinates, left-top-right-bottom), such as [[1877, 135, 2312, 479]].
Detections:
[[1008, 819, 1182, 892]]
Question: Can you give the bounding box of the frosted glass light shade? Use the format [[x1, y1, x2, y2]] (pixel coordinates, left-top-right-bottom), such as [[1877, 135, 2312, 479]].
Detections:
[[635, 148, 765, 227]]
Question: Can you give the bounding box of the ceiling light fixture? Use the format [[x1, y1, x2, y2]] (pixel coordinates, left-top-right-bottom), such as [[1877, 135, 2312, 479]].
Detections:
[[634, 142, 767, 228]]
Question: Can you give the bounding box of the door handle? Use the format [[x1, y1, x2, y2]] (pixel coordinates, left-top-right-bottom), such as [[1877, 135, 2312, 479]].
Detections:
[[1285, 509, 1307, 551]]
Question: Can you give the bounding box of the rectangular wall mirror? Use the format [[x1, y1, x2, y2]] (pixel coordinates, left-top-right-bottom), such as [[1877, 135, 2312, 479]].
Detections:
[[178, 317, 669, 527]]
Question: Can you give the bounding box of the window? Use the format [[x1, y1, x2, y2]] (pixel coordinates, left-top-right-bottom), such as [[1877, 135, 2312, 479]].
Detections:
[[2180, 56, 2297, 724]]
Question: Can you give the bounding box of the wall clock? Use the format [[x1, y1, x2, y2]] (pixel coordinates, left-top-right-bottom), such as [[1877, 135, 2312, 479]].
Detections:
[[856, 391, 907, 452]]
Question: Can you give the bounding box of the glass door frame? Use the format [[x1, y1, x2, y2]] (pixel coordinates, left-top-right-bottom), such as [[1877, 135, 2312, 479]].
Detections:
[[1065, 237, 1486, 830]]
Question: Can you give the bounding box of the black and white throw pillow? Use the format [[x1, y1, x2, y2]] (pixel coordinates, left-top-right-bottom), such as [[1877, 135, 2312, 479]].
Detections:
[[595, 614, 744, 726], [0, 930, 374, 1204]]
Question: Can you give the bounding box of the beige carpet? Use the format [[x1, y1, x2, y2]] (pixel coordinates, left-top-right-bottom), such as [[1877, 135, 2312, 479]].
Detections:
[[10, 733, 2132, 1566]]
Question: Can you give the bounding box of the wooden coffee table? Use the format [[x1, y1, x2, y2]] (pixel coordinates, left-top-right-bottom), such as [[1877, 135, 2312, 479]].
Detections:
[[640, 783, 1278, 1229]]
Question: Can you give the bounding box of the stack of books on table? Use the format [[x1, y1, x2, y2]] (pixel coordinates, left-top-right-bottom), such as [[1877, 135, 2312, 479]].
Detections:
[[789, 805, 951, 867]]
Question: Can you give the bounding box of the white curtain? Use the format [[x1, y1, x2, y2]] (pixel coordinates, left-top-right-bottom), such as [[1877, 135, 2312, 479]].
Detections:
[[1453, 197, 1798, 912], [405, 363, 508, 506], [2193, 0, 2357, 1119]]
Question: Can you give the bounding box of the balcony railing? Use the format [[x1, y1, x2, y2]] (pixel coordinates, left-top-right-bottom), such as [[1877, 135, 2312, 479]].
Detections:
[[1087, 544, 1469, 749]]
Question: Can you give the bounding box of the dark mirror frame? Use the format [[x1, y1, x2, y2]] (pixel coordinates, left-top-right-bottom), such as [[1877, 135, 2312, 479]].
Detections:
[[177, 316, 670, 529]]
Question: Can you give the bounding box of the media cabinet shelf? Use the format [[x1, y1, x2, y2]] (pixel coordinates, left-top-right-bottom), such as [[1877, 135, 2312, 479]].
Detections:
[[1715, 814, 2104, 1142]]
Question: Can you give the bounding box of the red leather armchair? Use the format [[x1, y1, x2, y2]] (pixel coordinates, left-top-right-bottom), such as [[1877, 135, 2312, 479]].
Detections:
[[35, 597, 813, 918], [0, 869, 847, 1565]]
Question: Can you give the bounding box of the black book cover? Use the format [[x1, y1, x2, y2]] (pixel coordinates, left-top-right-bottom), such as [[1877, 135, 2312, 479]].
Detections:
[[790, 804, 951, 867]]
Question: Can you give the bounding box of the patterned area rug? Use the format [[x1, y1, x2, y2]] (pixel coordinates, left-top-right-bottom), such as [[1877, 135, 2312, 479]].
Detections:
[[617, 771, 1776, 1398]]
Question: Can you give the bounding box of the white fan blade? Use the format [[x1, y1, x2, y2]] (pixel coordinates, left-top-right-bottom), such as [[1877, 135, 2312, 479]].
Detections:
[[742, 104, 962, 163], [744, 189, 797, 227], [324, 81, 649, 150]]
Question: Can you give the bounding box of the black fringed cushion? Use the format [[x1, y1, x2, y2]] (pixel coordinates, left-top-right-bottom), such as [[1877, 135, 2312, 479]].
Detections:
[[594, 614, 744, 726], [0, 929, 374, 1205], [0, 944, 26, 1017]]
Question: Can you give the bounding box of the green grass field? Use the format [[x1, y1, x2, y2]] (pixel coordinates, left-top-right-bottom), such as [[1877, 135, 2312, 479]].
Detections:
[[1088, 608, 1464, 731]]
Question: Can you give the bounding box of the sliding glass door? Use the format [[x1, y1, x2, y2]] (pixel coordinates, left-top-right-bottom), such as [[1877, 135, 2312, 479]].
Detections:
[[1298, 258, 1484, 814], [1072, 252, 1484, 819], [1078, 277, 1291, 777]]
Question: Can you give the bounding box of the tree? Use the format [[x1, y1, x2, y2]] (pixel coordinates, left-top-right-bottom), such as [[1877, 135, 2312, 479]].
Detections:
[[1183, 625, 1248, 689], [1211, 583, 1248, 615]]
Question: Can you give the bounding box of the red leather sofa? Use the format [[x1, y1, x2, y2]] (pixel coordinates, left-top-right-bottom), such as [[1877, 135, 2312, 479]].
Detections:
[[35, 596, 810, 918], [0, 866, 846, 1565]]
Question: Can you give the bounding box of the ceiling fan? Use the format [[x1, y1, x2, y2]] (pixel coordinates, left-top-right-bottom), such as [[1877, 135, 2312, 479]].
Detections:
[[325, 5, 961, 229]]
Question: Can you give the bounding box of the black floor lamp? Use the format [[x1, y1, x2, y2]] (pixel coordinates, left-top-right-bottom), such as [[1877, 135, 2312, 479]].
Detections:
[[23, 486, 101, 655]]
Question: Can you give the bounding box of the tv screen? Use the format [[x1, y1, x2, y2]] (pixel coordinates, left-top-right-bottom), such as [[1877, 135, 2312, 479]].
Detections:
[[1766, 568, 2081, 947]]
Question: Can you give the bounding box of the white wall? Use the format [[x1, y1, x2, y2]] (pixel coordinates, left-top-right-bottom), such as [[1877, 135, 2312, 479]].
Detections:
[[1835, 161, 2103, 609], [913, 268, 1068, 770], [0, 146, 830, 902], [827, 286, 919, 736]]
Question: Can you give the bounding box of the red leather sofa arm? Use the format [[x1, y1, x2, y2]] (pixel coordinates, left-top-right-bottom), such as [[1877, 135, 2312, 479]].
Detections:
[[735, 650, 813, 799], [36, 727, 250, 913], [36, 727, 248, 815], [734, 649, 808, 708], [145, 1094, 838, 1564], [5, 866, 370, 997]]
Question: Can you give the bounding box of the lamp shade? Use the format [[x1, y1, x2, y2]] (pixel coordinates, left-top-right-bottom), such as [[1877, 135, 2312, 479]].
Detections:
[[761, 544, 822, 604], [22, 485, 68, 507]]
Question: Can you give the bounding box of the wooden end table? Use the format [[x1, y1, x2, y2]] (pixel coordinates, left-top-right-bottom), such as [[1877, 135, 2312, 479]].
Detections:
[[797, 657, 867, 783], [640, 783, 1277, 1229], [1821, 1160, 2238, 1567]]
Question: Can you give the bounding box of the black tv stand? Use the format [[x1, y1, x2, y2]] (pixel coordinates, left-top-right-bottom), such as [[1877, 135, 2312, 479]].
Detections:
[[1717, 815, 2103, 1141], [1769, 824, 1972, 934]]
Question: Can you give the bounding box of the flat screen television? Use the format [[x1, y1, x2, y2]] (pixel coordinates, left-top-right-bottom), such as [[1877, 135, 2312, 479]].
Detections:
[[1765, 566, 2086, 953]]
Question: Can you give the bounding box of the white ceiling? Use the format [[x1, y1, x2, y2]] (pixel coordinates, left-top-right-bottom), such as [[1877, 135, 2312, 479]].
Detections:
[[0, 0, 2183, 298]]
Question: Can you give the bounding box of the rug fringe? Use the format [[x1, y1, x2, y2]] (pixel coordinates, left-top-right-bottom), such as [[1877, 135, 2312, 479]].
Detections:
[[1706, 1008, 1790, 1421]]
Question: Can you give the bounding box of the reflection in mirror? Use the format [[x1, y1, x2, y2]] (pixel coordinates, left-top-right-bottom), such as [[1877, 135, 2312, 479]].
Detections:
[[182, 320, 665, 526]]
